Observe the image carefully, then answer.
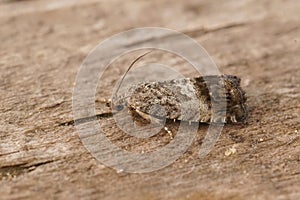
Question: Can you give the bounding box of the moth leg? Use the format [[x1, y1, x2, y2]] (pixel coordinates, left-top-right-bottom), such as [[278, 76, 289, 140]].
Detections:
[[134, 109, 174, 139], [164, 126, 174, 139], [211, 111, 227, 123], [134, 109, 162, 124]]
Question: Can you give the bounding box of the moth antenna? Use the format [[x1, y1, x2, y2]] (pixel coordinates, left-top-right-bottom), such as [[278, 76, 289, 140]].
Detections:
[[114, 51, 153, 97]]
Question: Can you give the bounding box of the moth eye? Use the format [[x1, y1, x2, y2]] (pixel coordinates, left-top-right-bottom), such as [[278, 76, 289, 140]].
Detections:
[[115, 104, 124, 111]]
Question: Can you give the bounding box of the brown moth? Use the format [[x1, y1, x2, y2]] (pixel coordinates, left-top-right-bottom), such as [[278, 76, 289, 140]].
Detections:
[[64, 52, 248, 127], [112, 75, 248, 124]]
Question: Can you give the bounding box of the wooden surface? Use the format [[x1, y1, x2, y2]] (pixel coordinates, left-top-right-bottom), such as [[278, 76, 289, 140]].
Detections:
[[0, 0, 300, 199]]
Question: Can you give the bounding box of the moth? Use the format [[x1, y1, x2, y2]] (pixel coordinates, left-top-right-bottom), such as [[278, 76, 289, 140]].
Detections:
[[110, 74, 248, 124], [65, 52, 248, 127], [105, 52, 248, 126]]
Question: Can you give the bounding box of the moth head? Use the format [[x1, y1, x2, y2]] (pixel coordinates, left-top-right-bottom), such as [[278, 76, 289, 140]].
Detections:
[[110, 95, 129, 112], [111, 51, 152, 113]]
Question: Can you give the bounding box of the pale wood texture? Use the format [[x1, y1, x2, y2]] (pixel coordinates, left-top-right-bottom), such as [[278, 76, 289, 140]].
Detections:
[[0, 0, 299, 199]]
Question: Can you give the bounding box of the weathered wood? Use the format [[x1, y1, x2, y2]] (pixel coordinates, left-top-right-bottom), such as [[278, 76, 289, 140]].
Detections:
[[0, 0, 299, 199]]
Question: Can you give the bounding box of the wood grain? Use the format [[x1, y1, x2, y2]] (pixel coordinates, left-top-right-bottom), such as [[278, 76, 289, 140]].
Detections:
[[0, 0, 299, 199]]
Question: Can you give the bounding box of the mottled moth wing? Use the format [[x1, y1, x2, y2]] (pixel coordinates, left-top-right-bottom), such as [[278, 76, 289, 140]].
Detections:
[[122, 75, 248, 124]]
